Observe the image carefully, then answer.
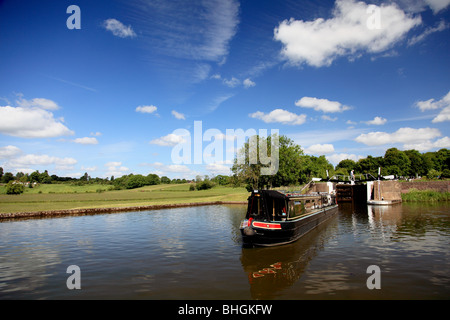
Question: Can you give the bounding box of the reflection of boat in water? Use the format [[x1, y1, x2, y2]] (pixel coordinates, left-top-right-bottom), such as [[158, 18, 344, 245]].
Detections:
[[240, 190, 338, 247], [240, 215, 339, 299]]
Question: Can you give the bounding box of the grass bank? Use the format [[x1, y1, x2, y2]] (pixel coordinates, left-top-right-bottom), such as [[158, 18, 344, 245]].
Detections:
[[0, 183, 249, 214], [402, 188, 450, 202]]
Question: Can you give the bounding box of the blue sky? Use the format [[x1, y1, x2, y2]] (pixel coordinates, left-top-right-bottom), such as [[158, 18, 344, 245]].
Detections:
[[0, 0, 449, 179]]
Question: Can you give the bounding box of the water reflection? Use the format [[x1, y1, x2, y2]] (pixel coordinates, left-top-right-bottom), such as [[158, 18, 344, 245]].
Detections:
[[0, 203, 448, 299], [240, 215, 339, 299]]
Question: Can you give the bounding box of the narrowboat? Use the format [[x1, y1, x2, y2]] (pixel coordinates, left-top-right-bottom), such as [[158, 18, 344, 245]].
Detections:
[[240, 190, 338, 247]]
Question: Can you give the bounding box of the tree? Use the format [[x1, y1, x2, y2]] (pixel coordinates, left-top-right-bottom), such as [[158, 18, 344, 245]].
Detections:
[[160, 176, 171, 184], [125, 174, 147, 189], [336, 159, 357, 174], [232, 134, 305, 189], [30, 170, 41, 183], [146, 173, 160, 185], [40, 170, 52, 184], [404, 149, 425, 177], [6, 181, 24, 194], [384, 148, 411, 176], [2, 172, 15, 183]]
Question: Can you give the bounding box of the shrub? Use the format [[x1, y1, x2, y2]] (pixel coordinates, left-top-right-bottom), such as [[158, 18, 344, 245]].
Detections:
[[6, 181, 24, 195], [196, 180, 215, 190]]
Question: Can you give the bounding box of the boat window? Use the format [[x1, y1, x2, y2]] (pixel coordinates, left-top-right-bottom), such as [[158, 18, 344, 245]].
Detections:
[[246, 196, 265, 220], [288, 200, 305, 219], [265, 197, 288, 221]]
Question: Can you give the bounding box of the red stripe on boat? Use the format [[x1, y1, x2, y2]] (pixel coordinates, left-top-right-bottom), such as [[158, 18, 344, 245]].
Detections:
[[252, 222, 281, 229]]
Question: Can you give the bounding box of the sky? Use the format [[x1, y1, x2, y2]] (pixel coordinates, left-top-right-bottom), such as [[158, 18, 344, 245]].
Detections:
[[0, 0, 449, 179]]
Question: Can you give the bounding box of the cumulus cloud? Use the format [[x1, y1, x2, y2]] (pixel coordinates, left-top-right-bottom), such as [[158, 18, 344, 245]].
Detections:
[[274, 0, 421, 67], [415, 91, 450, 123], [355, 127, 446, 151], [303, 144, 335, 155], [403, 136, 450, 151], [295, 97, 351, 113], [0, 145, 22, 159], [432, 107, 450, 123], [103, 18, 136, 38], [136, 105, 158, 114], [249, 109, 307, 125], [0, 105, 74, 138], [326, 153, 364, 165], [416, 91, 450, 111], [243, 78, 256, 88], [16, 97, 60, 110], [205, 162, 232, 175], [105, 161, 129, 177], [171, 110, 186, 120], [424, 0, 450, 13], [7, 154, 77, 168], [150, 133, 188, 146], [73, 137, 99, 145], [364, 116, 387, 125], [223, 77, 240, 88]]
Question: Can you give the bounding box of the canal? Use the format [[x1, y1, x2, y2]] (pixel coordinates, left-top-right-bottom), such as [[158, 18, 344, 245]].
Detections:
[[0, 203, 448, 299]]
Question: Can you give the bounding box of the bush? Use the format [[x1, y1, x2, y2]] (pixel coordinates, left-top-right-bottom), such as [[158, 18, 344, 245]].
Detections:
[[189, 184, 196, 191], [196, 180, 215, 190], [6, 181, 24, 195], [427, 169, 441, 180]]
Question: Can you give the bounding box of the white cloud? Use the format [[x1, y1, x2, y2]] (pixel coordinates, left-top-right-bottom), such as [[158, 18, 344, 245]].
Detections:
[[16, 97, 60, 110], [243, 78, 256, 88], [295, 97, 351, 113], [0, 105, 74, 138], [415, 90, 450, 111], [103, 18, 136, 38], [415, 91, 450, 123], [73, 137, 99, 145], [321, 115, 338, 121], [403, 136, 450, 151], [105, 161, 122, 167], [424, 0, 450, 13], [408, 20, 448, 46], [136, 105, 158, 114], [148, 162, 198, 178], [249, 109, 307, 125], [432, 107, 450, 123], [355, 127, 442, 148], [7, 154, 77, 168], [364, 116, 387, 125], [303, 144, 335, 155], [274, 0, 421, 67], [105, 161, 129, 178], [326, 153, 364, 165], [208, 94, 234, 112], [205, 162, 232, 175], [150, 133, 187, 146], [129, 0, 239, 62], [223, 77, 240, 87], [171, 110, 186, 120], [0, 145, 22, 159]]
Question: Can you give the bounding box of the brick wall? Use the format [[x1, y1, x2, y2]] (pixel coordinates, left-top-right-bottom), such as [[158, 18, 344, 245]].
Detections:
[[400, 181, 450, 193]]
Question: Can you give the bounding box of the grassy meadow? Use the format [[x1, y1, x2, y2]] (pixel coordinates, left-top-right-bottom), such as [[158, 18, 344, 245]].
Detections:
[[0, 183, 249, 214]]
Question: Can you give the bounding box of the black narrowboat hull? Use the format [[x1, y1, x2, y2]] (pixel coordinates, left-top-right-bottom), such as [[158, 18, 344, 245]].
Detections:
[[240, 204, 338, 247]]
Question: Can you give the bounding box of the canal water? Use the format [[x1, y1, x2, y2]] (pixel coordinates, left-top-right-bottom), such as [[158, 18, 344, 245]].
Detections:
[[0, 203, 448, 299]]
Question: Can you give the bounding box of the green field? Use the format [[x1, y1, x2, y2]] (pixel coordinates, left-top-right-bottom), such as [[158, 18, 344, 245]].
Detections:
[[0, 183, 249, 214]]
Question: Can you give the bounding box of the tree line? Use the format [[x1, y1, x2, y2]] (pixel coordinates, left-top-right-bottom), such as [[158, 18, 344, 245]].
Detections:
[[1, 134, 449, 193], [231, 134, 450, 191]]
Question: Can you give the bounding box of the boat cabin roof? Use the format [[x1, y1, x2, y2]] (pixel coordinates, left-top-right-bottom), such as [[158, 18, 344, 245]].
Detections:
[[249, 189, 329, 201]]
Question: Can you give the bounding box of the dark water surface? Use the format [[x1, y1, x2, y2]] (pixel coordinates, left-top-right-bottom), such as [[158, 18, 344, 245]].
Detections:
[[0, 203, 448, 299]]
